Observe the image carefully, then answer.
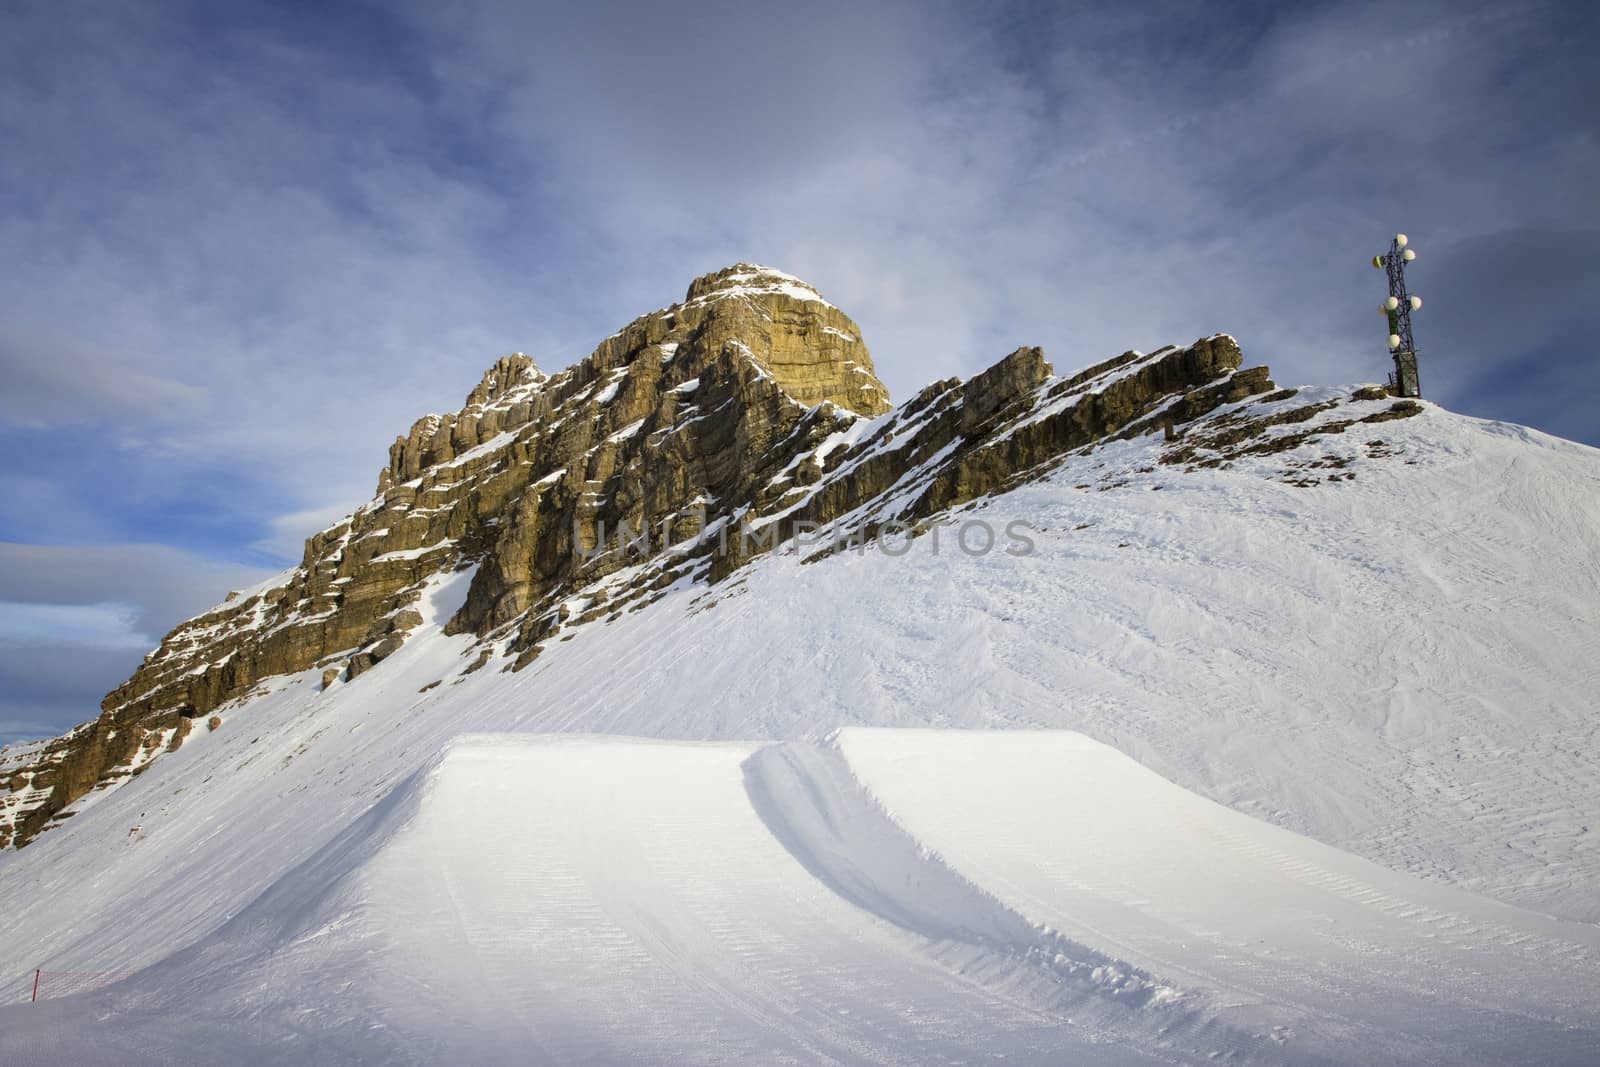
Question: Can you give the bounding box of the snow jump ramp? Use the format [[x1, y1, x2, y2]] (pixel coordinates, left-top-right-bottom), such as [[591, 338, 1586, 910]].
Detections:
[[4, 730, 1598, 1066]]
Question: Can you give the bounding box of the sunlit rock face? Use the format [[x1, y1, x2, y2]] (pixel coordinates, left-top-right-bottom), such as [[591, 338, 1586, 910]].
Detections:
[[2, 264, 1281, 848]]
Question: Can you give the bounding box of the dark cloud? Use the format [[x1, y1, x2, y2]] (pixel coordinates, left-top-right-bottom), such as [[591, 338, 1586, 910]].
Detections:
[[0, 322, 205, 428], [0, 543, 273, 640], [1418, 228, 1600, 442], [0, 543, 273, 741], [0, 642, 150, 748]]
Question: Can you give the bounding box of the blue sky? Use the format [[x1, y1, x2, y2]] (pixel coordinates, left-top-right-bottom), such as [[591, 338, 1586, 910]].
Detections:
[[1, 0, 1596, 745]]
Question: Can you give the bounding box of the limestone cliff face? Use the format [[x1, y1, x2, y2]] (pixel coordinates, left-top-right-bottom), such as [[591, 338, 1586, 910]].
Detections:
[[1, 264, 1283, 849]]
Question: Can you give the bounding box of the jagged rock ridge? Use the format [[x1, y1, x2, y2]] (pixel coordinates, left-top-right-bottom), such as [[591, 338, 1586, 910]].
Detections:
[[0, 263, 1326, 849]]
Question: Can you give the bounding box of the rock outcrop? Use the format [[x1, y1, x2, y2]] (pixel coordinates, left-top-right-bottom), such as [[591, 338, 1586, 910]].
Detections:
[[1, 263, 1278, 849]]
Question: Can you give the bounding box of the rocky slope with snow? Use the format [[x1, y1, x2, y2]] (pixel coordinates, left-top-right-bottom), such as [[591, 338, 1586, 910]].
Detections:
[[3, 265, 1279, 849]]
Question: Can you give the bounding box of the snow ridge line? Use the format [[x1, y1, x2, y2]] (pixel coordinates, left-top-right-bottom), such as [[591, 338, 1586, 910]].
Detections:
[[739, 734, 1270, 1057]]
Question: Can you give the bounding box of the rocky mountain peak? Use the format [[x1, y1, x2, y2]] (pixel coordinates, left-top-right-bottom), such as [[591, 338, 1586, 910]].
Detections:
[[1, 262, 1315, 850], [466, 353, 544, 408], [682, 263, 831, 305], [667, 263, 889, 416], [376, 266, 888, 498]]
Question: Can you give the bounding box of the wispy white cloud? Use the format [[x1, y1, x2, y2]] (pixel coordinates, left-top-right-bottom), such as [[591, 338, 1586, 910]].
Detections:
[[0, 601, 153, 648], [0, 543, 273, 640], [249, 503, 360, 563]]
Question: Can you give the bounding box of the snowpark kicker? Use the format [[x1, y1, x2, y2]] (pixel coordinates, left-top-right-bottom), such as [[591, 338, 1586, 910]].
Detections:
[[3, 731, 1596, 1065]]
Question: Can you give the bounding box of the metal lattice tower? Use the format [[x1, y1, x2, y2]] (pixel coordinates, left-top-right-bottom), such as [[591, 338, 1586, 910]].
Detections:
[[1372, 233, 1423, 397]]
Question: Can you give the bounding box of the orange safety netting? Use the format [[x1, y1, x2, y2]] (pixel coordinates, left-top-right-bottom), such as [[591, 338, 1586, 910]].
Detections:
[[28, 967, 138, 1002]]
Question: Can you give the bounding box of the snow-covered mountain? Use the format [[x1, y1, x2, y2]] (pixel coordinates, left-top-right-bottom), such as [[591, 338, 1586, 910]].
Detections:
[[1, 266, 1597, 1064]]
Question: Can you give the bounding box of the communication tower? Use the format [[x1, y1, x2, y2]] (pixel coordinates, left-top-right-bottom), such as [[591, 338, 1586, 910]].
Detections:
[[1372, 234, 1424, 397]]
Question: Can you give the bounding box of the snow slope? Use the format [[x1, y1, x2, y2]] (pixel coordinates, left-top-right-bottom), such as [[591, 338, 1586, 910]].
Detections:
[[0, 736, 1168, 1065], [2, 731, 1596, 1065], [1, 397, 1597, 1063]]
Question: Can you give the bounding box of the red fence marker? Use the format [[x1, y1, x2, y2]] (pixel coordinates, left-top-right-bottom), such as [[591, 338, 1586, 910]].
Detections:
[[27, 966, 139, 1003]]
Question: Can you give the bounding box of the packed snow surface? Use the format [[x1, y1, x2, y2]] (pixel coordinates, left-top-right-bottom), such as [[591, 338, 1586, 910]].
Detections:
[[4, 731, 1597, 1064], [1, 399, 1597, 1064]]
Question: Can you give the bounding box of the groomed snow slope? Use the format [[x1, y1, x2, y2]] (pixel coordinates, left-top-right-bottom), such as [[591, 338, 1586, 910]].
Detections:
[[1, 395, 1597, 1063], [3, 731, 1596, 1065]]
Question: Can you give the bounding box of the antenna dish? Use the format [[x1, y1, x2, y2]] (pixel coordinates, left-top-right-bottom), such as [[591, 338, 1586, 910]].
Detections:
[[1403, 248, 1416, 261], [1395, 233, 1408, 247], [1389, 334, 1402, 349], [1385, 296, 1400, 310], [1372, 255, 1384, 268], [1410, 295, 1422, 310]]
